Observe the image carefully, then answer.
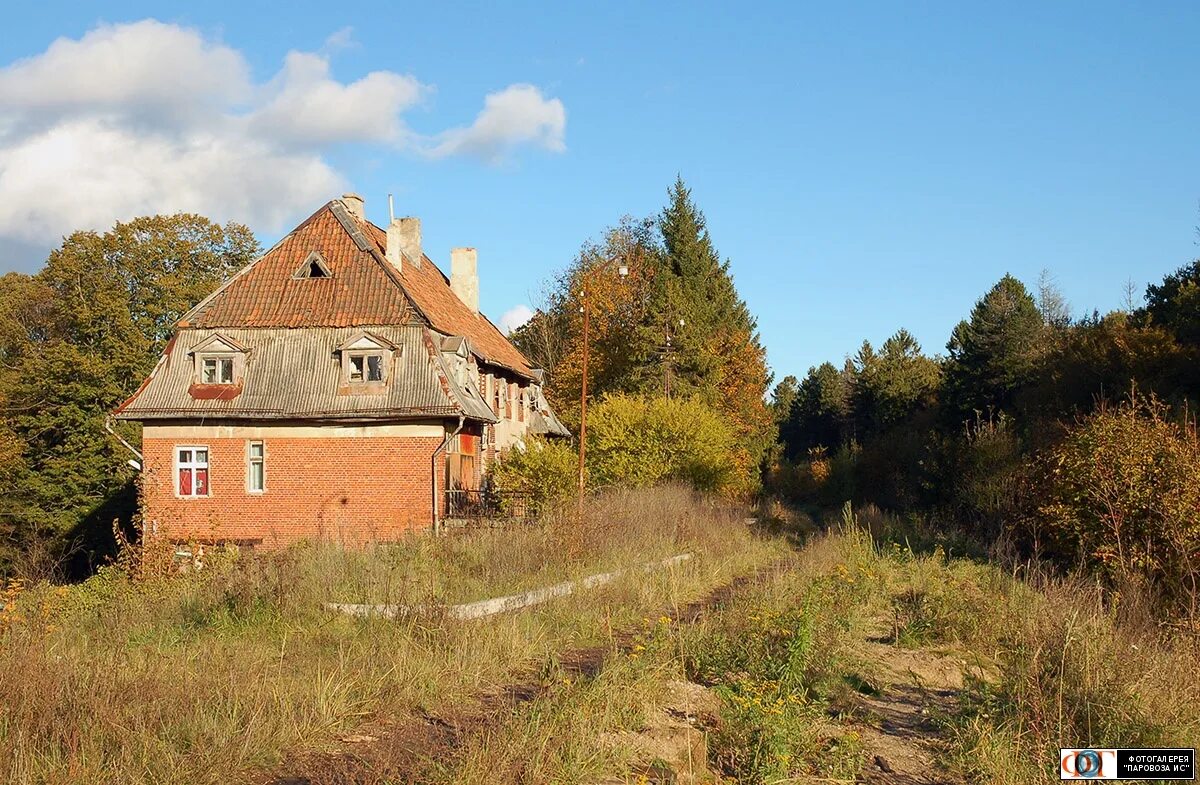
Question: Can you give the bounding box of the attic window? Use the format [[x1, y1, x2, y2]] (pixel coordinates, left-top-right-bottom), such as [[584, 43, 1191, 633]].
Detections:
[[202, 357, 234, 384], [348, 353, 385, 383], [337, 331, 396, 389], [190, 333, 247, 390], [294, 251, 332, 279]]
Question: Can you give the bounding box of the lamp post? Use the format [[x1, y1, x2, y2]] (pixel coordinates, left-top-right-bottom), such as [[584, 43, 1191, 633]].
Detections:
[[577, 258, 629, 507]]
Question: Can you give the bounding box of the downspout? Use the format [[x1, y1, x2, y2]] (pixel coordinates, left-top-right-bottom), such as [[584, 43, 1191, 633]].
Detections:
[[431, 415, 465, 536], [105, 416, 143, 470]]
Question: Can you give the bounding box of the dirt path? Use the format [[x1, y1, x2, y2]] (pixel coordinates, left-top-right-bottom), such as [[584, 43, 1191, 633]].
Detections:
[[837, 624, 971, 785]]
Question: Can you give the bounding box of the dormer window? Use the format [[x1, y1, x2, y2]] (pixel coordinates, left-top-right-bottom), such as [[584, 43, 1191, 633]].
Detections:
[[202, 357, 234, 384], [349, 353, 385, 382], [338, 331, 397, 390], [190, 334, 248, 391]]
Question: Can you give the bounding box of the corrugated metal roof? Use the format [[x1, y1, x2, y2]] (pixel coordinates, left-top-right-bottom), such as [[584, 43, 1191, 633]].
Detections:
[[116, 326, 499, 423]]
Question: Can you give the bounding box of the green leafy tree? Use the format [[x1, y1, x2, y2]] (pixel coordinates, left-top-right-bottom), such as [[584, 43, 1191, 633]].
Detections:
[[515, 217, 660, 428], [1019, 311, 1195, 430], [769, 375, 799, 426], [0, 215, 259, 571], [518, 179, 773, 487], [779, 362, 854, 458], [1141, 258, 1200, 346], [945, 274, 1045, 419], [488, 436, 576, 516], [586, 394, 748, 496]]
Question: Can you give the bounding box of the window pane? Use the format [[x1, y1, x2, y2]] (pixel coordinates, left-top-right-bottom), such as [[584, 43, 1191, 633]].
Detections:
[[195, 469, 208, 496], [202, 360, 216, 384], [195, 449, 208, 464], [250, 462, 264, 491], [249, 442, 264, 458], [179, 449, 192, 463], [367, 355, 383, 381], [350, 355, 364, 381], [219, 359, 234, 383], [180, 467, 193, 495]]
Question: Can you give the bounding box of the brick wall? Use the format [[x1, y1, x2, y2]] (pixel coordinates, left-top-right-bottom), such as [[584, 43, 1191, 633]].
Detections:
[[141, 430, 443, 546]]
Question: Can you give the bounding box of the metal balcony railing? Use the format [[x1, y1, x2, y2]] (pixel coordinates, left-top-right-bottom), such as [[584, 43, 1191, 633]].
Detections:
[[444, 488, 533, 524]]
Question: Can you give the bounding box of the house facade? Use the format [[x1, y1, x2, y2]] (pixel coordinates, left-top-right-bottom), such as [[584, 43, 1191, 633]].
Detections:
[[115, 195, 568, 546]]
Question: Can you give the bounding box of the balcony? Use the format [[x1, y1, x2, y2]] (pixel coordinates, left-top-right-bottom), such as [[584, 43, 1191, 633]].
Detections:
[[444, 488, 534, 526]]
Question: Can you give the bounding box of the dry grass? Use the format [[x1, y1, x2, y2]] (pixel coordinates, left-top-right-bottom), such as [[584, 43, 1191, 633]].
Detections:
[[836, 505, 1200, 784], [5, 492, 1196, 785], [0, 485, 785, 785]]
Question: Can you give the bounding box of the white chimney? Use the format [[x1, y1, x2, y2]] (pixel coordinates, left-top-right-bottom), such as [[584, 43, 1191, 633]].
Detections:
[[450, 248, 479, 313], [385, 220, 403, 273], [342, 193, 365, 221], [386, 216, 421, 272]]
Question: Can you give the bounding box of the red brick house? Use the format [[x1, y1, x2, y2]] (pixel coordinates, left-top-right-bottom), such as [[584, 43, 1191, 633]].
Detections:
[[115, 195, 568, 545]]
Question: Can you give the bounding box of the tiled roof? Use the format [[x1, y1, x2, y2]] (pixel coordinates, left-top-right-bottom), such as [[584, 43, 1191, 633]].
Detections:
[[115, 326, 497, 423], [358, 221, 535, 378], [180, 199, 535, 380], [182, 205, 413, 329]]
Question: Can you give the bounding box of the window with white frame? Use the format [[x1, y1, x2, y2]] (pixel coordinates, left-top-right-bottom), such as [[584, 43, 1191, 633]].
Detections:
[[348, 352, 385, 383], [201, 356, 235, 384], [176, 447, 210, 498], [247, 441, 265, 492]]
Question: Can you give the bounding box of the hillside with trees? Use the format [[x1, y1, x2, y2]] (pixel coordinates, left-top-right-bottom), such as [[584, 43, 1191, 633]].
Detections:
[[771, 262, 1200, 616]]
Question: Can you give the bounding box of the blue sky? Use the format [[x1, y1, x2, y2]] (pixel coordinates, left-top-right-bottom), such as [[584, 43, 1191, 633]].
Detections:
[[2, 2, 1198, 381]]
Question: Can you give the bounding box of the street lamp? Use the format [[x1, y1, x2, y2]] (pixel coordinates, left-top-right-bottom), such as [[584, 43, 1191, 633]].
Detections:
[[577, 257, 629, 508]]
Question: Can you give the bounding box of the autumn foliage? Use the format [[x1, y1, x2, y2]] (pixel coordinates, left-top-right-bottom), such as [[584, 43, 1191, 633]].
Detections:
[[1035, 394, 1200, 614]]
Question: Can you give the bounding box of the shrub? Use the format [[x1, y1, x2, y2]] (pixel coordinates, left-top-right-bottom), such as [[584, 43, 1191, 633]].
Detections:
[[1035, 393, 1200, 614], [932, 411, 1026, 539], [487, 436, 576, 516], [586, 394, 749, 496]]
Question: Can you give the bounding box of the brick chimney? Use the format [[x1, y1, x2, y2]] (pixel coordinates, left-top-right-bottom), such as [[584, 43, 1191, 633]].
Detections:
[[342, 193, 365, 221], [386, 217, 421, 272], [450, 247, 479, 313]]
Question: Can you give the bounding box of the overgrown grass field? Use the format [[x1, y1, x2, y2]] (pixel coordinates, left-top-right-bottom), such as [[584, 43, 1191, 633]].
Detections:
[[2, 493, 1197, 784], [0, 487, 786, 785]]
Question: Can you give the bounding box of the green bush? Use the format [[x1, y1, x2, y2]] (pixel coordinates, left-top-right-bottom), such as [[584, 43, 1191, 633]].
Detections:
[[1035, 394, 1200, 612], [586, 394, 749, 495], [488, 436, 577, 516]]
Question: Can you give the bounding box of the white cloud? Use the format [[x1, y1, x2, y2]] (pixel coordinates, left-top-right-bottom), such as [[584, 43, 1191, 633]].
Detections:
[[428, 84, 566, 163], [0, 20, 566, 267], [0, 120, 342, 244], [247, 51, 427, 146], [498, 304, 534, 335], [0, 20, 250, 134]]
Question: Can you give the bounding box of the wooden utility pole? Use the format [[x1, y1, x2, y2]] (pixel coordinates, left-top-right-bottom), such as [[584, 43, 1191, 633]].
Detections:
[[577, 283, 590, 509], [576, 258, 629, 514]]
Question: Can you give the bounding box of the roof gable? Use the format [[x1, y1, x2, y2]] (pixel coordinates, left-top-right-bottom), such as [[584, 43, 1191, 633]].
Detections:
[[181, 204, 415, 329], [178, 197, 534, 379], [338, 330, 400, 352], [190, 333, 247, 354]]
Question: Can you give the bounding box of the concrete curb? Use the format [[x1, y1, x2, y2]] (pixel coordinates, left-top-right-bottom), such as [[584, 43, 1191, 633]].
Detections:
[[326, 552, 693, 621]]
